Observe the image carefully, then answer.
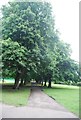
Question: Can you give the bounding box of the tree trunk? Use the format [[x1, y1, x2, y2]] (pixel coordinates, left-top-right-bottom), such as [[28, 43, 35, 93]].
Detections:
[[44, 80, 47, 86], [13, 71, 20, 89], [19, 68, 25, 86], [13, 79, 20, 89], [2, 78, 4, 83], [19, 79, 24, 86], [41, 80, 43, 86], [36, 80, 38, 83], [24, 79, 28, 85], [48, 79, 51, 88], [41, 77, 43, 86], [24, 80, 26, 85]]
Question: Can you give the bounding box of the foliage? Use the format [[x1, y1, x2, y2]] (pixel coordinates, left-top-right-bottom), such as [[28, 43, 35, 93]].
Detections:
[[52, 41, 80, 84], [1, 39, 27, 77], [1, 1, 80, 88]]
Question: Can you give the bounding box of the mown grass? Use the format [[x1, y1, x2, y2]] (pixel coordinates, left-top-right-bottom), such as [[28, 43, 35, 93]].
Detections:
[[0, 83, 30, 106], [43, 84, 79, 117]]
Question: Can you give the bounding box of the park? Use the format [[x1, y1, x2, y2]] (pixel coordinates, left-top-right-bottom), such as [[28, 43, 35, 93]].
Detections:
[[0, 0, 81, 119]]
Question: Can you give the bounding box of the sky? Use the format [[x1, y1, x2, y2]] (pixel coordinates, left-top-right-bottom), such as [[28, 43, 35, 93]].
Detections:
[[49, 0, 79, 62], [0, 0, 79, 62]]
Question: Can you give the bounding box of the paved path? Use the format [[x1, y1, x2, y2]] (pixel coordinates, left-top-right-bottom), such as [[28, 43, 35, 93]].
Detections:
[[1, 87, 80, 119], [28, 87, 69, 111]]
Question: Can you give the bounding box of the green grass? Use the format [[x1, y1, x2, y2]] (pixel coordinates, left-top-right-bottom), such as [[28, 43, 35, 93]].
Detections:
[[0, 84, 30, 106], [43, 84, 79, 117]]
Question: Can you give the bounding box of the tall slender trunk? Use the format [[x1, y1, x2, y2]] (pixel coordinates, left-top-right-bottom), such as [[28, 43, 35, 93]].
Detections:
[[19, 68, 25, 86], [48, 79, 51, 88], [41, 77, 43, 86], [19, 79, 24, 86], [24, 79, 27, 85], [44, 80, 47, 86], [13, 71, 20, 89], [41, 80, 43, 86]]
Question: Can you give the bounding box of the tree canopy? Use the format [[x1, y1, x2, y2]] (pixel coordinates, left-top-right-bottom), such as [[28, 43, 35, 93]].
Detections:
[[1, 1, 80, 88]]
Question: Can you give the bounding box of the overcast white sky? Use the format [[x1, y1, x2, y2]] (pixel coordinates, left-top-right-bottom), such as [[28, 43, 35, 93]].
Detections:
[[50, 0, 79, 62], [0, 0, 79, 62]]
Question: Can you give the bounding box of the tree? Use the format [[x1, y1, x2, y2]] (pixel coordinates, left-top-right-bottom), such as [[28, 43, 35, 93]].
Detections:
[[1, 2, 55, 48], [1, 38, 29, 88], [53, 40, 79, 84], [1, 1, 58, 88]]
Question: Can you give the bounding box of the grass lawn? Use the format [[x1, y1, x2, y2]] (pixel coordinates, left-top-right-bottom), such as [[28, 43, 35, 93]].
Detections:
[[0, 83, 30, 106], [43, 84, 79, 117]]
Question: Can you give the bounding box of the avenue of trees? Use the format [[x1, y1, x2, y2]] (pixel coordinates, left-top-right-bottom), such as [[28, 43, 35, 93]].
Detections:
[[0, 1, 80, 89]]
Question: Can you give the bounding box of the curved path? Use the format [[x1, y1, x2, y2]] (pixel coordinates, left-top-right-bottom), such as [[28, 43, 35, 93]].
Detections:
[[1, 87, 80, 118]]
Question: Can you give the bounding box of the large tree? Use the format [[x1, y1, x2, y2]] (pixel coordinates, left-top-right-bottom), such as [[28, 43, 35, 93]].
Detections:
[[1, 1, 58, 87], [1, 38, 29, 88]]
